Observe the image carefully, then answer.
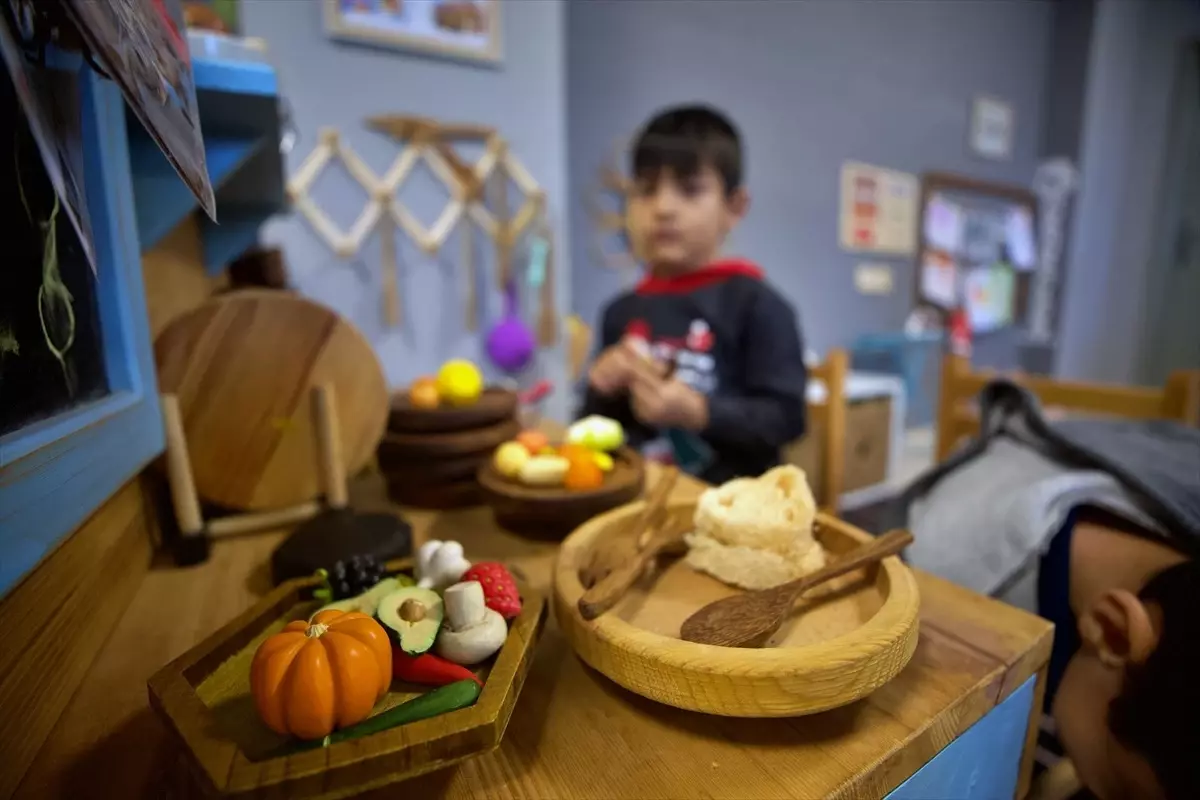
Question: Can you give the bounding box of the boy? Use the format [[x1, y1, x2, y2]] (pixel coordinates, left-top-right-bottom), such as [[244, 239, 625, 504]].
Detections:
[[578, 104, 807, 484], [1039, 510, 1200, 799]]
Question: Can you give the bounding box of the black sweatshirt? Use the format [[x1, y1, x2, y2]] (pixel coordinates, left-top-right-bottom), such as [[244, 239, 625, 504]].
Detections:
[[577, 260, 808, 484]]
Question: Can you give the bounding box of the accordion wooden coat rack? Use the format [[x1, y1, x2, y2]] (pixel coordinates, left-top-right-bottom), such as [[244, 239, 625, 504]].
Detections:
[[286, 114, 556, 345], [588, 136, 640, 280]]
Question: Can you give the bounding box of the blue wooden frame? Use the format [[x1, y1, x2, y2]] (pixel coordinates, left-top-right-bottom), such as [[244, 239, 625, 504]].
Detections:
[[0, 64, 163, 598]]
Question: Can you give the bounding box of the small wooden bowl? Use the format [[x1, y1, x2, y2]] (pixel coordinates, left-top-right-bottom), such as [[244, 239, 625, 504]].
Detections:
[[148, 560, 547, 799], [385, 476, 485, 510], [378, 418, 520, 461], [388, 388, 517, 434], [553, 501, 920, 717], [477, 447, 645, 540], [379, 451, 488, 486]]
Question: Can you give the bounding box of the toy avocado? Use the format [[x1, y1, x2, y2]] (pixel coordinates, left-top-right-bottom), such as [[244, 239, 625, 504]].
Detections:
[[316, 575, 414, 617], [376, 586, 444, 655]]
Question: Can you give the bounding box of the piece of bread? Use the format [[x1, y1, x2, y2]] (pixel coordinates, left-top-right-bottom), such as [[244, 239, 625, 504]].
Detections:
[[685, 465, 824, 590]]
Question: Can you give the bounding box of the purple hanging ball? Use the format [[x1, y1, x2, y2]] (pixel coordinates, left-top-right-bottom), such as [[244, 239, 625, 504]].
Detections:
[[486, 318, 536, 373]]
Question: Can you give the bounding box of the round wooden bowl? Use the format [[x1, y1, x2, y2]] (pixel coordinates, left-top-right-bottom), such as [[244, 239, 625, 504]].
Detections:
[[478, 447, 645, 540], [378, 450, 489, 486], [378, 418, 521, 461], [388, 388, 518, 434], [385, 475, 484, 510], [553, 500, 920, 717]]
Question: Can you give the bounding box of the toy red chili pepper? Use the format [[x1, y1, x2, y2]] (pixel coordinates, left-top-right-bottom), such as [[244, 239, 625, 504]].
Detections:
[[392, 650, 482, 687]]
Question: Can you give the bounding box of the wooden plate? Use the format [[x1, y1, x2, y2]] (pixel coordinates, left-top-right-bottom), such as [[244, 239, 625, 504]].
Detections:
[[553, 501, 920, 717], [378, 451, 489, 485], [388, 388, 518, 433], [148, 562, 546, 799], [385, 476, 485, 510], [477, 447, 644, 539], [154, 290, 388, 511], [378, 419, 520, 461]]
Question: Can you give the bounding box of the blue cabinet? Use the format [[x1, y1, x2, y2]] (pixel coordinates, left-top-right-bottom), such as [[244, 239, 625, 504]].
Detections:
[[0, 38, 283, 598], [0, 64, 163, 597], [886, 676, 1036, 800]]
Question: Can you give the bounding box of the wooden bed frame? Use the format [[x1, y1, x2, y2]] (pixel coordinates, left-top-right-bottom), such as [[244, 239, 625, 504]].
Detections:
[[935, 354, 1200, 462]]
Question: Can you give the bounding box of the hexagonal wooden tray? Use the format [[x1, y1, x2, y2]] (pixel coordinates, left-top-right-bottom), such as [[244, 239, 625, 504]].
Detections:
[[148, 560, 546, 798]]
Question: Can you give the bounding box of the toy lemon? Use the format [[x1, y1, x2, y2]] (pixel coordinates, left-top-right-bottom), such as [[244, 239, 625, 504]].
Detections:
[[436, 360, 483, 406]]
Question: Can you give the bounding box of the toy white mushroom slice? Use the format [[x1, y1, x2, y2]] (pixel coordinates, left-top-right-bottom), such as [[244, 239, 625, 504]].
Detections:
[[435, 581, 508, 666], [416, 540, 471, 590]]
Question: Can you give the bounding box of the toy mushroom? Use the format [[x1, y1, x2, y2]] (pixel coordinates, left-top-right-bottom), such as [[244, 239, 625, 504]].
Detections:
[[416, 540, 471, 590], [435, 581, 508, 666]]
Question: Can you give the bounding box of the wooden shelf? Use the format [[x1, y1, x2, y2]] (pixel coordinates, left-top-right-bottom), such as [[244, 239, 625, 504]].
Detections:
[[131, 130, 267, 252], [129, 49, 285, 273]]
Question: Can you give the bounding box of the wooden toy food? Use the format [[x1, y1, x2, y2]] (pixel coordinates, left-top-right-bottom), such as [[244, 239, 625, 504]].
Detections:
[[306, 679, 482, 749], [416, 540, 471, 590], [492, 441, 531, 478], [376, 587, 444, 655], [392, 651, 482, 687], [250, 609, 391, 740], [436, 581, 509, 665], [515, 429, 549, 454], [518, 454, 570, 486], [563, 453, 604, 491], [566, 415, 624, 451], [409, 376, 440, 409], [461, 562, 522, 618], [315, 574, 413, 616], [436, 360, 484, 406]]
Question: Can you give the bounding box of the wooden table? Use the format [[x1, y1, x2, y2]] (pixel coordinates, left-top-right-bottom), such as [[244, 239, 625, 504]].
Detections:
[[14, 467, 1052, 799]]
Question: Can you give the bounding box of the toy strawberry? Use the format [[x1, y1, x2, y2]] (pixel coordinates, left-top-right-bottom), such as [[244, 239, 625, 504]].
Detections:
[[461, 562, 522, 619]]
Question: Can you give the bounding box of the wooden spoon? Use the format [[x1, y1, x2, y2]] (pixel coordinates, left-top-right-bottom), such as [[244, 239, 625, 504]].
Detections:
[[579, 466, 679, 589], [578, 519, 689, 621], [679, 530, 914, 648]]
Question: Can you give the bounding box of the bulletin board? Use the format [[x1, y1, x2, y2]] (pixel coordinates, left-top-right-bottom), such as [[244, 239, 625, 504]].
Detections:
[[914, 172, 1039, 335]]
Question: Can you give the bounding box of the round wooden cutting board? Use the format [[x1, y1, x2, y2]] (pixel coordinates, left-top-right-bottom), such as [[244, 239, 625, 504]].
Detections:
[[155, 290, 389, 511]]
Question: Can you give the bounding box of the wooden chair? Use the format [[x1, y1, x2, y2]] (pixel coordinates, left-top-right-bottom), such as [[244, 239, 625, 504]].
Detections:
[[786, 348, 849, 515], [935, 354, 1200, 462]]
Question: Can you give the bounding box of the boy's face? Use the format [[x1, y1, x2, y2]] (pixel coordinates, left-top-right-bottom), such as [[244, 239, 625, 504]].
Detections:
[[1055, 590, 1164, 799], [627, 165, 747, 272]]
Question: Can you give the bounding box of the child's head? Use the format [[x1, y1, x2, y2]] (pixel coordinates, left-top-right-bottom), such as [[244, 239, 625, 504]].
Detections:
[[1055, 560, 1200, 799], [627, 104, 748, 273]]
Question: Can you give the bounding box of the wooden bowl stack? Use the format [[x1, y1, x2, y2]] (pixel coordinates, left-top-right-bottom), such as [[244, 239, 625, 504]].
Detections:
[[378, 388, 520, 510]]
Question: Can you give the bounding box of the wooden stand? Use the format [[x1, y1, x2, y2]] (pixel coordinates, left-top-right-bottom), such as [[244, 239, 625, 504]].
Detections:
[[161, 385, 348, 565]]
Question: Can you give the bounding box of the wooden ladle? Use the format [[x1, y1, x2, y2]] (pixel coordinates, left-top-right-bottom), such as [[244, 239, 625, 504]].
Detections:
[[679, 530, 914, 648]]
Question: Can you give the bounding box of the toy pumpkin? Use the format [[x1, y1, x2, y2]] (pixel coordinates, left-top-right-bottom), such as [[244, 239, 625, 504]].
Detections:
[[250, 609, 392, 740]]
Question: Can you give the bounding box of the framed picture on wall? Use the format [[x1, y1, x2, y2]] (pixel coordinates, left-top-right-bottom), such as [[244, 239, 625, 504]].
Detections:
[[969, 95, 1015, 160], [324, 0, 501, 65]]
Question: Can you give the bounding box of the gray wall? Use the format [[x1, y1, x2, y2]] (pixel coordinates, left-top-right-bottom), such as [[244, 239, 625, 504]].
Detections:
[[566, 0, 1054, 366], [241, 0, 573, 419], [1056, 0, 1200, 384]]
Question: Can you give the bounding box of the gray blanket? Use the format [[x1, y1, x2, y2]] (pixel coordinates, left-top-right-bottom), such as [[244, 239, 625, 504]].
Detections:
[[905, 381, 1200, 596]]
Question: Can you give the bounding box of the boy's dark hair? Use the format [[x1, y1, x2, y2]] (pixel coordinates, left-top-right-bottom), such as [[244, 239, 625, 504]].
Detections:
[[1109, 560, 1200, 798], [631, 104, 743, 196]]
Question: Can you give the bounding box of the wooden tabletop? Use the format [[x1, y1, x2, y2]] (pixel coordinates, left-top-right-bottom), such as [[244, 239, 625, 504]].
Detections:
[[15, 467, 1052, 799]]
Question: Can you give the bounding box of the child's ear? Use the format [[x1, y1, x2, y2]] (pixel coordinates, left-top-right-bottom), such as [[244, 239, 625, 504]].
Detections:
[[726, 188, 750, 221], [1078, 589, 1157, 669]]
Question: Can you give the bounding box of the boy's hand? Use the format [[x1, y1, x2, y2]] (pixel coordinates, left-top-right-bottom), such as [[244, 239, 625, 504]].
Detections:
[[629, 371, 708, 430], [589, 338, 666, 396]]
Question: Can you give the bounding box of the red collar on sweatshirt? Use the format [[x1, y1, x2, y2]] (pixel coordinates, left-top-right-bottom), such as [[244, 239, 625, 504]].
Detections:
[[634, 260, 764, 295]]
